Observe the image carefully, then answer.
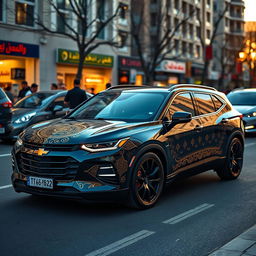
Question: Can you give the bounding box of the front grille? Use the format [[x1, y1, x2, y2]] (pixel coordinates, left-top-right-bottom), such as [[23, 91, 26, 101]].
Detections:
[[18, 152, 79, 179], [23, 142, 78, 151]]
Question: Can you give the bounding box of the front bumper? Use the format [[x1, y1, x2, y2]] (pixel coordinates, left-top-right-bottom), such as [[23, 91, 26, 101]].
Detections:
[[11, 144, 134, 201]]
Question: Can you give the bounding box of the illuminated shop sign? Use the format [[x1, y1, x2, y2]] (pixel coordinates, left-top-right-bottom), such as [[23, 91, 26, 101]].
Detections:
[[57, 49, 113, 67], [118, 56, 142, 69], [0, 40, 39, 58], [157, 60, 186, 74]]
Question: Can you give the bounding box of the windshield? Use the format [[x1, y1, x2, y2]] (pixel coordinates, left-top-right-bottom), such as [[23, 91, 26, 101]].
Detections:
[[68, 91, 167, 122], [14, 93, 53, 108], [227, 92, 256, 106]]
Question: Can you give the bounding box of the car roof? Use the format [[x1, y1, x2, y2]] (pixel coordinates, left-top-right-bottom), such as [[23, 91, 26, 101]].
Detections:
[[229, 88, 256, 93], [106, 84, 218, 94]]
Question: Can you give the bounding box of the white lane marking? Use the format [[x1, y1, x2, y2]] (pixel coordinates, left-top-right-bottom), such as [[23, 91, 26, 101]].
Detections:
[[0, 153, 11, 158], [0, 184, 12, 190], [163, 203, 214, 225], [245, 143, 256, 148], [85, 230, 155, 256]]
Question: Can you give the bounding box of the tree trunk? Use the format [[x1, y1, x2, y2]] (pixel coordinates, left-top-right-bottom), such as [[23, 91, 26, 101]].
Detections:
[[76, 51, 85, 80]]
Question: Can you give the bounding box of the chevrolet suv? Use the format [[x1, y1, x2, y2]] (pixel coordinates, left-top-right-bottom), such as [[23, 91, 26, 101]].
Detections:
[[12, 84, 244, 209]]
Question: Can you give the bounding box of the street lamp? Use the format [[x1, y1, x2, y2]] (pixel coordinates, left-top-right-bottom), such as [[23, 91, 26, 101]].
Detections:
[[238, 39, 256, 86]]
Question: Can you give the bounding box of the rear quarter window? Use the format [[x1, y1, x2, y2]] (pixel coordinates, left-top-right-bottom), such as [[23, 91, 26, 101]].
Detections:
[[194, 93, 215, 115], [211, 95, 224, 111]]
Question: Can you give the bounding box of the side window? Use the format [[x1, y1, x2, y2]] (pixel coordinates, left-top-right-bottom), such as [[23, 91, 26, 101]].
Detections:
[[53, 96, 65, 107], [194, 93, 215, 115], [167, 93, 195, 119], [211, 95, 224, 111]]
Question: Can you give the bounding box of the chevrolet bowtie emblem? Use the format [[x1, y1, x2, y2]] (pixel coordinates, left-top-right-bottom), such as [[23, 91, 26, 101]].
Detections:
[[34, 148, 49, 156]]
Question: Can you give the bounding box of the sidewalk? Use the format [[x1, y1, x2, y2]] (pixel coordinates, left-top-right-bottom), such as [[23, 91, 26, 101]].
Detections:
[[209, 225, 256, 256]]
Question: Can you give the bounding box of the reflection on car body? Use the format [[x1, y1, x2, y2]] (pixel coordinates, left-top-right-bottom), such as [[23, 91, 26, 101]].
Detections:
[[12, 84, 244, 209]]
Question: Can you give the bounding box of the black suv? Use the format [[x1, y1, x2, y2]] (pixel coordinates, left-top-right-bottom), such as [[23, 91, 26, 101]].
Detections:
[[12, 85, 244, 209]]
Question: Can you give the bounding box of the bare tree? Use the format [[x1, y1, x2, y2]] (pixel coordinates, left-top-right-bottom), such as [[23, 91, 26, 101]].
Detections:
[[197, 3, 228, 84], [130, 0, 195, 85], [34, 0, 124, 80]]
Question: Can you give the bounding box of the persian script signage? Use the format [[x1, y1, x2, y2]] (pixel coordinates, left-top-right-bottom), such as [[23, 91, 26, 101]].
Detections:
[[0, 40, 39, 58], [57, 49, 114, 67]]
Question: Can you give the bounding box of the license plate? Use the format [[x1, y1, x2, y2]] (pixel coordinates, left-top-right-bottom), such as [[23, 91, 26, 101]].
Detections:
[[27, 176, 53, 189], [0, 127, 5, 134]]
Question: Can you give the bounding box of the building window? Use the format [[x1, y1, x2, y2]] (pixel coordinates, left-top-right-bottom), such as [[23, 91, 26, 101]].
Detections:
[[174, 0, 179, 10], [118, 30, 127, 47], [174, 18, 179, 33], [206, 12, 211, 23], [196, 45, 201, 58], [15, 0, 35, 26], [55, 0, 70, 33], [151, 13, 157, 27], [0, 0, 3, 21], [174, 39, 179, 53], [225, 17, 229, 27], [189, 24, 193, 39], [189, 43, 193, 57], [119, 3, 128, 20], [196, 7, 200, 21], [182, 1, 187, 15], [206, 29, 211, 39], [96, 0, 106, 39], [182, 23, 186, 37], [167, 0, 171, 10], [196, 26, 200, 38], [182, 41, 186, 55]]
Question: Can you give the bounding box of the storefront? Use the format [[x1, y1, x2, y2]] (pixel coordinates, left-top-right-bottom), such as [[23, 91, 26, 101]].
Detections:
[[0, 40, 39, 95], [155, 60, 186, 86], [118, 56, 144, 85], [191, 64, 204, 85], [56, 48, 114, 93]]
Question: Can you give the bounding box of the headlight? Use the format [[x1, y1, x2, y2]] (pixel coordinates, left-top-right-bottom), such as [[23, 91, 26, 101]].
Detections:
[[245, 112, 256, 118], [81, 138, 129, 152], [14, 137, 23, 150], [14, 112, 36, 124]]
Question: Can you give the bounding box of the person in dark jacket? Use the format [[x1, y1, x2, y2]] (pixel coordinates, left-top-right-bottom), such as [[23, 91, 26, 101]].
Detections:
[[18, 81, 31, 100], [4, 85, 14, 103], [64, 79, 87, 109]]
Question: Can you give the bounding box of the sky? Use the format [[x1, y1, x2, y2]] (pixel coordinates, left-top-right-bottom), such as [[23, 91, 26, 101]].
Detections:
[[244, 0, 256, 21]]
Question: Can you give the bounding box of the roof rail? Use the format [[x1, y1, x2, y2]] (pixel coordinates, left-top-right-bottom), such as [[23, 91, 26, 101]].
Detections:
[[169, 84, 217, 91], [107, 84, 153, 90]]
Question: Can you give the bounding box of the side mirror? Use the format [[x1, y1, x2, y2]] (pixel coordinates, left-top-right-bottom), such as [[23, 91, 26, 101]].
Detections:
[[53, 105, 63, 112], [172, 111, 192, 123], [162, 111, 192, 132]]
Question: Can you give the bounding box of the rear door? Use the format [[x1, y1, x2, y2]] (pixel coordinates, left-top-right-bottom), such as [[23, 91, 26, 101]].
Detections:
[[193, 92, 226, 162]]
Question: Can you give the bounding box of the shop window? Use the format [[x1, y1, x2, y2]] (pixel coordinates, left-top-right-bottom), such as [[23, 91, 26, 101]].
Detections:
[[15, 0, 35, 27]]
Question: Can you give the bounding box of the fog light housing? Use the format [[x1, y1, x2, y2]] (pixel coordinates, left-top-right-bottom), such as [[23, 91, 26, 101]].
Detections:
[[97, 165, 116, 177]]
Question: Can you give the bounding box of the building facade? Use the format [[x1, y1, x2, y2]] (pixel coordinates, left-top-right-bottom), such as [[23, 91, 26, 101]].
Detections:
[[130, 0, 214, 86], [212, 0, 245, 90], [0, 0, 130, 94]]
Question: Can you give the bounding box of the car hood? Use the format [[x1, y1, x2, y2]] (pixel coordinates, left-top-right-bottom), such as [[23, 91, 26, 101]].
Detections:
[[20, 118, 161, 145], [232, 105, 256, 114]]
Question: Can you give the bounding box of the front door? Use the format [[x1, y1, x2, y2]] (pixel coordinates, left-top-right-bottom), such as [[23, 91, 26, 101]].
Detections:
[[163, 92, 203, 176]]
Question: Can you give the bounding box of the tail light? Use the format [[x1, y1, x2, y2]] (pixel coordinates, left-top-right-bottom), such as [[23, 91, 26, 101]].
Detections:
[[0, 101, 12, 108]]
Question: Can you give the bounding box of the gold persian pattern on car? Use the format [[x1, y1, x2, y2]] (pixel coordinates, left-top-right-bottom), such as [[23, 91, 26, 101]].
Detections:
[[26, 122, 88, 144]]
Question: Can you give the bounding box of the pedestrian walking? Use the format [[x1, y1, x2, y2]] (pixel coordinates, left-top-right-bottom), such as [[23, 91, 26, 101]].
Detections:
[[64, 79, 87, 110], [18, 81, 31, 100], [4, 85, 14, 103]]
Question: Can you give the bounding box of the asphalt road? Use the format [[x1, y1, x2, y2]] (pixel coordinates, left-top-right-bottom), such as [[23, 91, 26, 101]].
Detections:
[[0, 137, 256, 256]]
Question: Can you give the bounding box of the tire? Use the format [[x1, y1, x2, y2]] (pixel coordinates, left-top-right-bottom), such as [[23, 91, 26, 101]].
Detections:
[[128, 152, 164, 209], [215, 137, 244, 180]]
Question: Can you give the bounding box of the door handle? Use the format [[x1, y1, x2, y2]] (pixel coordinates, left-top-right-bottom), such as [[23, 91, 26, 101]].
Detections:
[[194, 125, 203, 131]]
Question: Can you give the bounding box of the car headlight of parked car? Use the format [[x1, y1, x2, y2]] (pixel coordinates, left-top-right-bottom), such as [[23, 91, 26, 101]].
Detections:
[[14, 112, 36, 124], [245, 112, 256, 118], [81, 138, 129, 152]]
